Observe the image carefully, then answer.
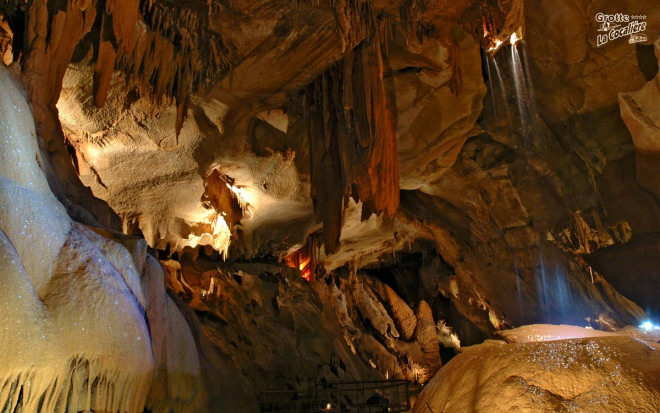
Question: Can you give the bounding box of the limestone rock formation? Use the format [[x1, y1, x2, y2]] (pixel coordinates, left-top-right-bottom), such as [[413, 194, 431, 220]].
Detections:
[[0, 65, 202, 412], [415, 328, 660, 413], [380, 283, 417, 340], [414, 300, 441, 370], [620, 38, 660, 199], [0, 65, 152, 411]]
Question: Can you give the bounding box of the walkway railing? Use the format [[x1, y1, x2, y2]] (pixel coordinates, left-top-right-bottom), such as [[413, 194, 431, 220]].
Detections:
[[260, 379, 411, 412]]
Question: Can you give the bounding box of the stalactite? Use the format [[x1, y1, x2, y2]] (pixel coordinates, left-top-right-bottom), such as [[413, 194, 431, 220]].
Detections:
[[92, 0, 140, 107], [110, 1, 235, 136], [305, 74, 346, 252], [22, 0, 98, 137], [460, 0, 524, 54], [93, 16, 117, 107], [45, 0, 236, 135], [17, 0, 126, 230], [305, 32, 399, 253]]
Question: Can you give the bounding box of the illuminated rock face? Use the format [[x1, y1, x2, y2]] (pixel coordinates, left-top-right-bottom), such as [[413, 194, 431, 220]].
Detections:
[[620, 38, 660, 199], [58, 64, 313, 259], [415, 334, 660, 413], [0, 66, 202, 412]]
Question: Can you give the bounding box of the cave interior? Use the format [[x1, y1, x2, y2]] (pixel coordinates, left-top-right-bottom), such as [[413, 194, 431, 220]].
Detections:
[[0, 0, 659, 412]]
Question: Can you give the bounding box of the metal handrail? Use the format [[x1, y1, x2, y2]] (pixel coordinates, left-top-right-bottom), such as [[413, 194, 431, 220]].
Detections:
[[260, 379, 411, 412]]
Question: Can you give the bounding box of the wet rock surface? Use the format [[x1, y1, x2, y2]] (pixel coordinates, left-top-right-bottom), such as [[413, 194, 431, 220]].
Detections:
[[415, 326, 660, 413], [0, 66, 201, 412]]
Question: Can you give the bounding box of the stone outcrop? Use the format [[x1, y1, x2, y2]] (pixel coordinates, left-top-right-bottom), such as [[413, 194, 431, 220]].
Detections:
[[415, 329, 660, 413], [619, 38, 660, 199]]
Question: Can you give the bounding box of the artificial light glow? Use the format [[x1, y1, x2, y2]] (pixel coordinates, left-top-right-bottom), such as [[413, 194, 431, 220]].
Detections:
[[640, 320, 659, 332], [510, 32, 520, 45], [487, 39, 503, 54], [83, 144, 103, 163], [325, 403, 332, 410], [225, 182, 248, 206], [299, 254, 312, 282], [223, 180, 260, 213], [284, 248, 313, 282], [179, 211, 231, 258]]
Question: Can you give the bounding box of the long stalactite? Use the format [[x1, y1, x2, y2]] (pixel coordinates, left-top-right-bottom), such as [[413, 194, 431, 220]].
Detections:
[[304, 27, 399, 253]]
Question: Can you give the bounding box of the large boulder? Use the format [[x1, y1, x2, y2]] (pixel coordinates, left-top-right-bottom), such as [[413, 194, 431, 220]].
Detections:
[[415, 330, 660, 412]]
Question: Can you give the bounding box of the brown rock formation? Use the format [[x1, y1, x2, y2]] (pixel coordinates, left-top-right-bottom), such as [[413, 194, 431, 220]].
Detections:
[[414, 300, 441, 373], [620, 38, 660, 200], [305, 37, 399, 253], [0, 12, 12, 65], [382, 283, 418, 340], [202, 169, 244, 231], [93, 0, 139, 107]]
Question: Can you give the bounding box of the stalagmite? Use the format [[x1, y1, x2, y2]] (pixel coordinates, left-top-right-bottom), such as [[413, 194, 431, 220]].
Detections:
[[351, 277, 400, 339], [414, 300, 440, 372], [372, 282, 417, 340]]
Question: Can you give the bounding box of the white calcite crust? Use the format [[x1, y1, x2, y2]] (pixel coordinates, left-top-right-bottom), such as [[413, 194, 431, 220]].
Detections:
[[0, 66, 201, 412]]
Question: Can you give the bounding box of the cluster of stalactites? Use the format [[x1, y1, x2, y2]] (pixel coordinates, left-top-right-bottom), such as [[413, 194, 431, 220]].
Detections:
[[399, 0, 435, 43], [92, 0, 140, 109], [8, 0, 232, 139], [93, 0, 234, 136], [304, 29, 399, 253]]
